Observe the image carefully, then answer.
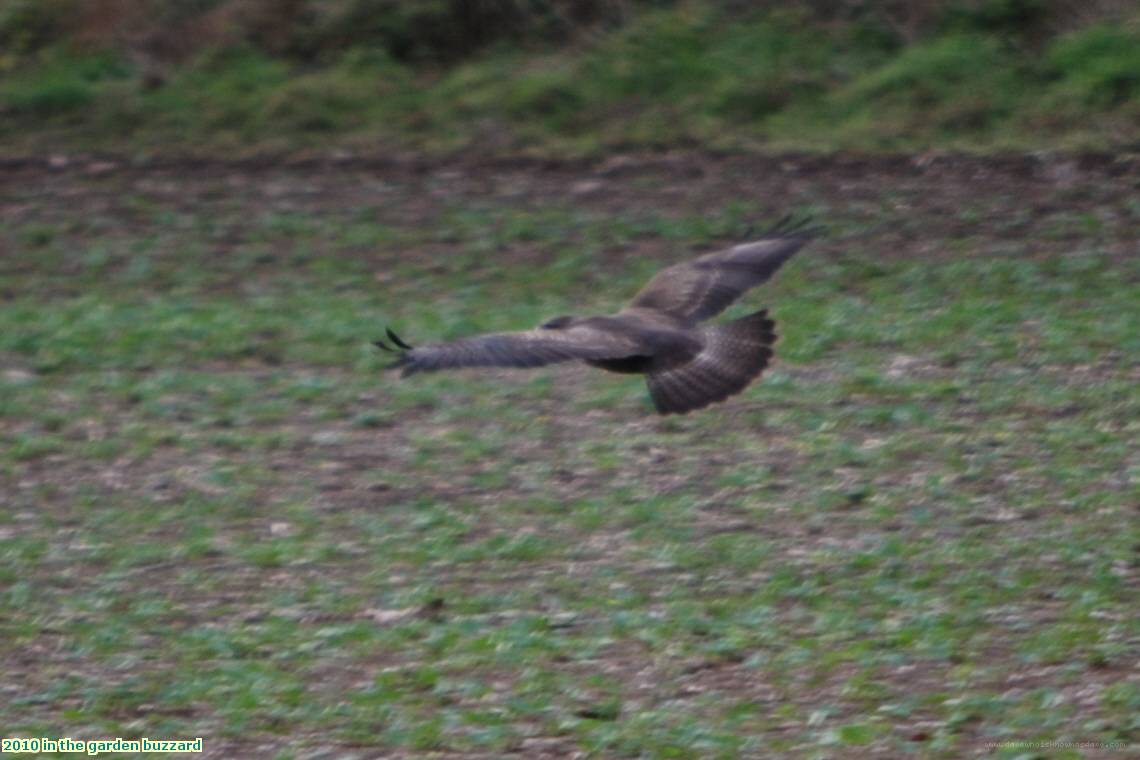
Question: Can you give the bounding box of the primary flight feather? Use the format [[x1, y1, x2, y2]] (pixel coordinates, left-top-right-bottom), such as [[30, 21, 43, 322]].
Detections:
[[377, 216, 817, 415]]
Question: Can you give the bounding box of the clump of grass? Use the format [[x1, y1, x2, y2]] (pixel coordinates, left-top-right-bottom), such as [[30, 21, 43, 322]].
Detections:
[[1047, 23, 1140, 108], [261, 50, 412, 136], [771, 34, 1028, 148], [1007, 22, 1140, 144], [139, 48, 292, 143], [1030, 22, 1140, 142], [0, 50, 125, 118]]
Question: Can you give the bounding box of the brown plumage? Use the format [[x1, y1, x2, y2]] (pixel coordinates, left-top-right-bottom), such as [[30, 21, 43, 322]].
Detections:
[[377, 217, 817, 415]]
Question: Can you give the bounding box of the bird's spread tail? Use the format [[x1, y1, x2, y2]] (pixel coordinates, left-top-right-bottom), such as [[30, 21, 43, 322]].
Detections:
[[645, 310, 776, 415]]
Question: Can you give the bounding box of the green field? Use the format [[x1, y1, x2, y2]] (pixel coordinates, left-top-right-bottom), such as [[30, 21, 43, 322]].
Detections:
[[1, 154, 1137, 757]]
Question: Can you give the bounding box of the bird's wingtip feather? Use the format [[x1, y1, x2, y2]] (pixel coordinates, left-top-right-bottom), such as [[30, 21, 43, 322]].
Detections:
[[386, 327, 412, 350], [758, 213, 824, 240]]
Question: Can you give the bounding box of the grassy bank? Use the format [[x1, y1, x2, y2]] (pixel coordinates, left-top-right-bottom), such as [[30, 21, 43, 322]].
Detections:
[[1, 2, 1138, 155]]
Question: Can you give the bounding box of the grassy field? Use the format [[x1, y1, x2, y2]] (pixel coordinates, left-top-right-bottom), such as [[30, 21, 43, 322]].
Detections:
[[1, 153, 1137, 757]]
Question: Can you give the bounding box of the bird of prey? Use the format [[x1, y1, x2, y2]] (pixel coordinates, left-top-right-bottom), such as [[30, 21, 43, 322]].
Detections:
[[376, 217, 816, 415]]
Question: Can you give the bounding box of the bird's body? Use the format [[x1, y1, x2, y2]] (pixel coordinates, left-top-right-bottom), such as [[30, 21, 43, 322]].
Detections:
[[377, 217, 816, 415]]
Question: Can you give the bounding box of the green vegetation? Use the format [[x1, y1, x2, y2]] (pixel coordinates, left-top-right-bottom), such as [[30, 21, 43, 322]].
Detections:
[[1, 157, 1136, 755], [1, 1, 1137, 154]]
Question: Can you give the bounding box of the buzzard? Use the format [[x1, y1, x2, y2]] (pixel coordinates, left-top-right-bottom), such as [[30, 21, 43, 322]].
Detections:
[[377, 217, 816, 415]]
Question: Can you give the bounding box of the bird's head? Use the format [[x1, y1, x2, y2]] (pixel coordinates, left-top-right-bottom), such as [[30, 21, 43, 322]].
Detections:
[[539, 315, 576, 330]]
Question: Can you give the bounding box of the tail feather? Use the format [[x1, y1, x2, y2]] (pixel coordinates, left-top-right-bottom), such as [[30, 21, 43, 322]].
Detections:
[[646, 309, 776, 415]]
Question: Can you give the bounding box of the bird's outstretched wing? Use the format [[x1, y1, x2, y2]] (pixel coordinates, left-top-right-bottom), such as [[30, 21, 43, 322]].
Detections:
[[376, 325, 643, 377], [627, 216, 818, 323]]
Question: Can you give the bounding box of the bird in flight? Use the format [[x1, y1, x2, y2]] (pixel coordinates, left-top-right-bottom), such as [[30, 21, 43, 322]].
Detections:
[[376, 217, 817, 415]]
